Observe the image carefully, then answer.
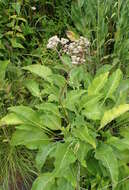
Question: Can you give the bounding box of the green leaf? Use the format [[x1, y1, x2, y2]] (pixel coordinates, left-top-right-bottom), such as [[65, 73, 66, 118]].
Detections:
[[95, 144, 118, 188], [61, 55, 72, 67], [0, 60, 10, 81], [63, 90, 86, 112], [24, 80, 41, 98], [104, 69, 123, 101], [96, 65, 112, 76], [99, 104, 129, 130], [23, 64, 52, 80], [36, 143, 56, 171], [40, 114, 61, 130], [12, 2, 21, 15], [82, 101, 104, 120], [24, 79, 41, 98], [11, 127, 49, 149], [10, 38, 24, 48], [57, 178, 74, 190], [47, 74, 66, 88], [78, 0, 85, 8], [88, 72, 109, 95], [80, 94, 103, 109], [53, 143, 76, 174], [36, 103, 60, 117], [32, 173, 55, 190], [72, 126, 96, 148], [8, 106, 41, 127], [75, 141, 91, 167], [0, 113, 23, 126], [107, 136, 129, 151]]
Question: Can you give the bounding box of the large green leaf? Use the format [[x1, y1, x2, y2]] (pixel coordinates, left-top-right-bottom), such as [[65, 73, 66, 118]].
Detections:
[[8, 106, 42, 128], [72, 126, 96, 148], [103, 69, 123, 101], [88, 72, 109, 95], [32, 143, 76, 190], [95, 144, 118, 189], [32, 173, 55, 190], [53, 142, 76, 174], [11, 127, 49, 149], [24, 79, 41, 98], [99, 104, 129, 130], [23, 64, 52, 80]]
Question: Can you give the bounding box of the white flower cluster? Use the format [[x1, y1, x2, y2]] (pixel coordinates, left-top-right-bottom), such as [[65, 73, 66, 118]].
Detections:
[[47, 35, 60, 49], [47, 35, 90, 65]]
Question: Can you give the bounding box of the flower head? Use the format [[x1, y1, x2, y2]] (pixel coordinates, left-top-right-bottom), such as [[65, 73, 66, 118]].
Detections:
[[47, 35, 60, 50]]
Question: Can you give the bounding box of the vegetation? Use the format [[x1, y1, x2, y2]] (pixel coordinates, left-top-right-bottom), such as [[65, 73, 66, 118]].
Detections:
[[0, 0, 129, 190]]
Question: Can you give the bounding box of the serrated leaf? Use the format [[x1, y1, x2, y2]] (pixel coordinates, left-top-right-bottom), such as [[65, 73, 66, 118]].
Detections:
[[24, 79, 41, 98], [23, 64, 52, 80], [95, 144, 118, 189], [0, 113, 23, 126], [88, 72, 109, 95], [99, 104, 129, 130]]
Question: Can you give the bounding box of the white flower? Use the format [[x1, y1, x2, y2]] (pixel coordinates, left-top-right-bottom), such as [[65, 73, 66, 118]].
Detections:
[[60, 38, 69, 45], [47, 35, 60, 49], [31, 6, 36, 11]]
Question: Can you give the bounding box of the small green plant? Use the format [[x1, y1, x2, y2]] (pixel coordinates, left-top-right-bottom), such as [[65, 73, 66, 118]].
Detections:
[[1, 34, 129, 190]]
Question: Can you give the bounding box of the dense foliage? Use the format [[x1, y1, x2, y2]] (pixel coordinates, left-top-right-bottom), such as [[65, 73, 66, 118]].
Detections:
[[0, 0, 129, 190]]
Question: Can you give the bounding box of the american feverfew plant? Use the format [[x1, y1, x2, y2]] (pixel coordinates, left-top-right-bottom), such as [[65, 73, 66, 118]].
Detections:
[[0, 34, 129, 190]]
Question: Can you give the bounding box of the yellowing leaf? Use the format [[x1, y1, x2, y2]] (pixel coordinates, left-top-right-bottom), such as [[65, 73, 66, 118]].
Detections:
[[99, 104, 129, 130], [66, 30, 79, 41], [0, 113, 23, 126]]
